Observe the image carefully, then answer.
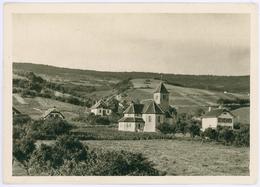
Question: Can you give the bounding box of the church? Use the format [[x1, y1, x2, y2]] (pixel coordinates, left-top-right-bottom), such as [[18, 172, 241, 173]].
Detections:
[[118, 82, 176, 132]]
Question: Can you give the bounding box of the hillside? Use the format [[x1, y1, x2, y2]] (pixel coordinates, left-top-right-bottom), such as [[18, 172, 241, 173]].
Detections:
[[127, 79, 249, 114], [12, 62, 250, 118], [232, 107, 250, 124], [13, 63, 250, 93]]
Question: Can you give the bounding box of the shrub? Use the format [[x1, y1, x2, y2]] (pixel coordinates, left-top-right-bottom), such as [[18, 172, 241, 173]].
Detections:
[[95, 116, 110, 125], [13, 114, 31, 125], [157, 123, 176, 134], [234, 126, 249, 146], [202, 128, 218, 141], [218, 127, 235, 145], [186, 122, 201, 138], [72, 113, 111, 125], [87, 150, 160, 176], [28, 135, 160, 176], [28, 118, 72, 140], [69, 126, 174, 140], [13, 136, 36, 174]]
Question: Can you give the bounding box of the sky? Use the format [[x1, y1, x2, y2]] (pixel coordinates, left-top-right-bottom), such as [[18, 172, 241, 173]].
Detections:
[[13, 14, 250, 75]]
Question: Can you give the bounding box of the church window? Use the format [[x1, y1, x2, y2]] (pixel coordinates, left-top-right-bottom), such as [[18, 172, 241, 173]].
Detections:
[[157, 116, 160, 123], [148, 116, 152, 122]]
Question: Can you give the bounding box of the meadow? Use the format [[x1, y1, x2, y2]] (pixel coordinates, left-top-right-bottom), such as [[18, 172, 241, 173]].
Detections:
[[13, 138, 249, 176], [84, 139, 249, 176]]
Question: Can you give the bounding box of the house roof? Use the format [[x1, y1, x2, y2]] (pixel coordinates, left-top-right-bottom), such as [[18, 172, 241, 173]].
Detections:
[[154, 82, 169, 94], [123, 103, 144, 114], [91, 99, 109, 109], [118, 117, 145, 123], [42, 107, 65, 119], [143, 101, 164, 114], [202, 108, 234, 118]]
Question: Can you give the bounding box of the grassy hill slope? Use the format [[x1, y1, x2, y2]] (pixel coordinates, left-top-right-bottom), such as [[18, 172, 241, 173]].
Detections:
[[13, 62, 250, 117], [13, 62, 249, 93]]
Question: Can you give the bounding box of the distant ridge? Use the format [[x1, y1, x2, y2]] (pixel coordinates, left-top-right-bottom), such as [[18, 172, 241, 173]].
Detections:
[[13, 62, 249, 77], [13, 62, 250, 93]]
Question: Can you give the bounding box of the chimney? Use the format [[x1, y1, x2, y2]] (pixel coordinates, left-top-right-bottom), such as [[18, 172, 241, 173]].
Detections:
[[208, 106, 211, 112]]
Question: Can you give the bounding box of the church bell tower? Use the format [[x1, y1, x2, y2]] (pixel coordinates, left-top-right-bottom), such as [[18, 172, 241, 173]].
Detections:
[[153, 82, 169, 110]]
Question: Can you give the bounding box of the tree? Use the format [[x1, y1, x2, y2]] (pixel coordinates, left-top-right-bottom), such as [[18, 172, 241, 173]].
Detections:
[[202, 128, 218, 141], [218, 127, 235, 145], [28, 135, 89, 175], [194, 108, 205, 117], [29, 118, 72, 139], [13, 136, 36, 175], [234, 126, 249, 146], [186, 122, 201, 138], [176, 113, 192, 135], [157, 122, 176, 134]]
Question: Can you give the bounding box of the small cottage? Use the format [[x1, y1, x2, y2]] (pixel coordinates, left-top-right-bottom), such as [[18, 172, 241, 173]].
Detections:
[[201, 108, 234, 131], [41, 107, 65, 120], [90, 99, 112, 116]]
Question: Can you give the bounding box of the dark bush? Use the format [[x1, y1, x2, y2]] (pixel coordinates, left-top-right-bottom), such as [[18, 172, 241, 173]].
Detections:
[[28, 118, 72, 140], [13, 136, 36, 174], [28, 135, 160, 176], [218, 127, 235, 145], [202, 128, 218, 141], [234, 126, 250, 146], [13, 114, 31, 125], [186, 122, 201, 138], [157, 123, 176, 134]]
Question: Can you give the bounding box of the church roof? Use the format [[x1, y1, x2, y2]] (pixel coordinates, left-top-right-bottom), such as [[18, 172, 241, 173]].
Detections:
[[118, 117, 145, 123], [154, 82, 169, 94], [123, 103, 144, 114], [143, 101, 164, 114]]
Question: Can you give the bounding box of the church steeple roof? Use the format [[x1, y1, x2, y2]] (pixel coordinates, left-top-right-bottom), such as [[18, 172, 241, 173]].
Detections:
[[154, 82, 169, 94]]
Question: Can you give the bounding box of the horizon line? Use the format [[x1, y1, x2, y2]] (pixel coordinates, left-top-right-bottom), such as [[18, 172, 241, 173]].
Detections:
[[13, 62, 250, 77]]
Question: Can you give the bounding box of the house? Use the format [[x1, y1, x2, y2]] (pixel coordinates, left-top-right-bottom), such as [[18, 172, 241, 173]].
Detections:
[[118, 82, 176, 132], [41, 107, 65, 120], [90, 99, 112, 116], [201, 108, 235, 131]]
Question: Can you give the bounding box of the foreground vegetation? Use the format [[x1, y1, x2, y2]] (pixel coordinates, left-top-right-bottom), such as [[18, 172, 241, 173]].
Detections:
[[83, 139, 249, 176], [13, 117, 160, 176]]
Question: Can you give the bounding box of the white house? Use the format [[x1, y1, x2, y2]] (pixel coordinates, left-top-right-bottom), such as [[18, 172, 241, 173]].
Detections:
[[201, 108, 235, 131], [118, 82, 175, 132], [90, 99, 112, 116]]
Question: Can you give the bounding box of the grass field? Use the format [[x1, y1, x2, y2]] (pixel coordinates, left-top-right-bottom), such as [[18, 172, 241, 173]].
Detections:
[[83, 140, 249, 176], [232, 107, 250, 124], [13, 94, 84, 120], [129, 78, 249, 114], [13, 139, 249, 176]]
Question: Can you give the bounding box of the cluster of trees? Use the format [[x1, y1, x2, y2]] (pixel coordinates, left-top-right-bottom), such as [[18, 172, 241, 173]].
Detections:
[[73, 112, 121, 126], [13, 71, 95, 107], [13, 116, 160, 176], [113, 78, 133, 93], [202, 124, 249, 146], [157, 113, 201, 138], [217, 98, 250, 108], [157, 113, 249, 147]]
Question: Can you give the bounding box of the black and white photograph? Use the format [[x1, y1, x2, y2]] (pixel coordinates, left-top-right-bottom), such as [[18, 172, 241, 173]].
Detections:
[[3, 3, 258, 185]]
